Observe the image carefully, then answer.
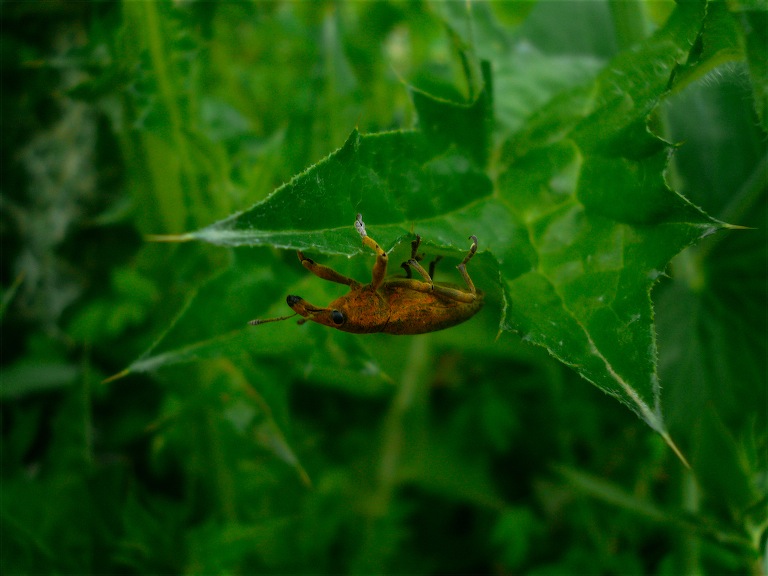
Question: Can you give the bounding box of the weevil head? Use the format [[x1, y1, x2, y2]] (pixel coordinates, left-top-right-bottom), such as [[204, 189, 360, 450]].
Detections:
[[286, 289, 388, 333]]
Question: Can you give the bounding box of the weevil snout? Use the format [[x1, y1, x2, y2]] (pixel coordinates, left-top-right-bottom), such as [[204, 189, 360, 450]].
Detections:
[[286, 294, 325, 319], [284, 294, 348, 328], [286, 294, 313, 316]]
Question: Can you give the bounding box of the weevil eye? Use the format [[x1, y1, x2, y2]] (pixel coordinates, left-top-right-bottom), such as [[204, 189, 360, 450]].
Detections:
[[330, 309, 345, 325]]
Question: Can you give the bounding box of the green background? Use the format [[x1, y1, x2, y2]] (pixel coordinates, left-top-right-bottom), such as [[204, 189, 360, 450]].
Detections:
[[2, 1, 766, 574]]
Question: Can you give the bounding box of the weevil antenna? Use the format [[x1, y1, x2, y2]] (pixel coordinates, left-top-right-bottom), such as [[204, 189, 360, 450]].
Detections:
[[248, 312, 299, 326]]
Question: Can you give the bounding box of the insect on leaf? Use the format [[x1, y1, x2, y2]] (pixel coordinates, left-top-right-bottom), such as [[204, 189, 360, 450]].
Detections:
[[144, 0, 735, 457]]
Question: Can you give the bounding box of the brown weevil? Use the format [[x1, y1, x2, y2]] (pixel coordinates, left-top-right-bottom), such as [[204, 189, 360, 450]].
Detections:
[[249, 214, 483, 334]]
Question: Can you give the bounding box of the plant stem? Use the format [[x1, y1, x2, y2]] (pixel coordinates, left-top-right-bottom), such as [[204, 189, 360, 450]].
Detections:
[[373, 336, 430, 513], [681, 469, 704, 576]]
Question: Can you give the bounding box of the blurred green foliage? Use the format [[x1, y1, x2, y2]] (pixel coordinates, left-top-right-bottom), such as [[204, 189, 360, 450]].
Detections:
[[1, 1, 765, 574]]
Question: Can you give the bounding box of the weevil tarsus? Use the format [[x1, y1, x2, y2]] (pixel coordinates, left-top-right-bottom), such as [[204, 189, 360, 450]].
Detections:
[[461, 235, 479, 265], [354, 213, 367, 237]]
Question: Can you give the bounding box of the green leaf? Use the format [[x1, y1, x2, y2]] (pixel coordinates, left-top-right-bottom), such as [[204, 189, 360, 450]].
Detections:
[[653, 101, 766, 532], [144, 1, 726, 451], [492, 48, 603, 136], [672, 0, 744, 91], [727, 3, 768, 130], [494, 1, 722, 443], [105, 250, 299, 380], [185, 128, 492, 252], [409, 59, 492, 166]]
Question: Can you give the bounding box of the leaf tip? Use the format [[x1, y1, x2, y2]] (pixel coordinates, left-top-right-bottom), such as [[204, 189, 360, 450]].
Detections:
[[661, 431, 691, 469], [145, 233, 195, 243], [722, 223, 756, 231], [102, 368, 130, 385]]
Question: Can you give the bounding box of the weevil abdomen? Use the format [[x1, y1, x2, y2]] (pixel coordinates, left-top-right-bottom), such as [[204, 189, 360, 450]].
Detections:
[[379, 283, 484, 335]]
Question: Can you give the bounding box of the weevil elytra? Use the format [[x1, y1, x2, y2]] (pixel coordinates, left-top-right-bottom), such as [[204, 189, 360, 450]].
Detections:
[[249, 214, 483, 335]]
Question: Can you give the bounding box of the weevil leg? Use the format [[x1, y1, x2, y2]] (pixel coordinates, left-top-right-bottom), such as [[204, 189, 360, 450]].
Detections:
[[401, 235, 480, 302], [428, 255, 443, 278], [400, 234, 423, 279], [401, 235, 421, 278], [390, 235, 479, 304], [432, 283, 477, 303], [406, 257, 433, 284], [386, 277, 478, 304], [456, 235, 479, 295], [297, 251, 359, 287], [355, 214, 388, 290], [402, 255, 477, 301], [410, 235, 422, 260]]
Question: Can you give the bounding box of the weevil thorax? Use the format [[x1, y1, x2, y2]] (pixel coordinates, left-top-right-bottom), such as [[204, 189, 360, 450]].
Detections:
[[286, 286, 389, 334], [326, 286, 389, 333]]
